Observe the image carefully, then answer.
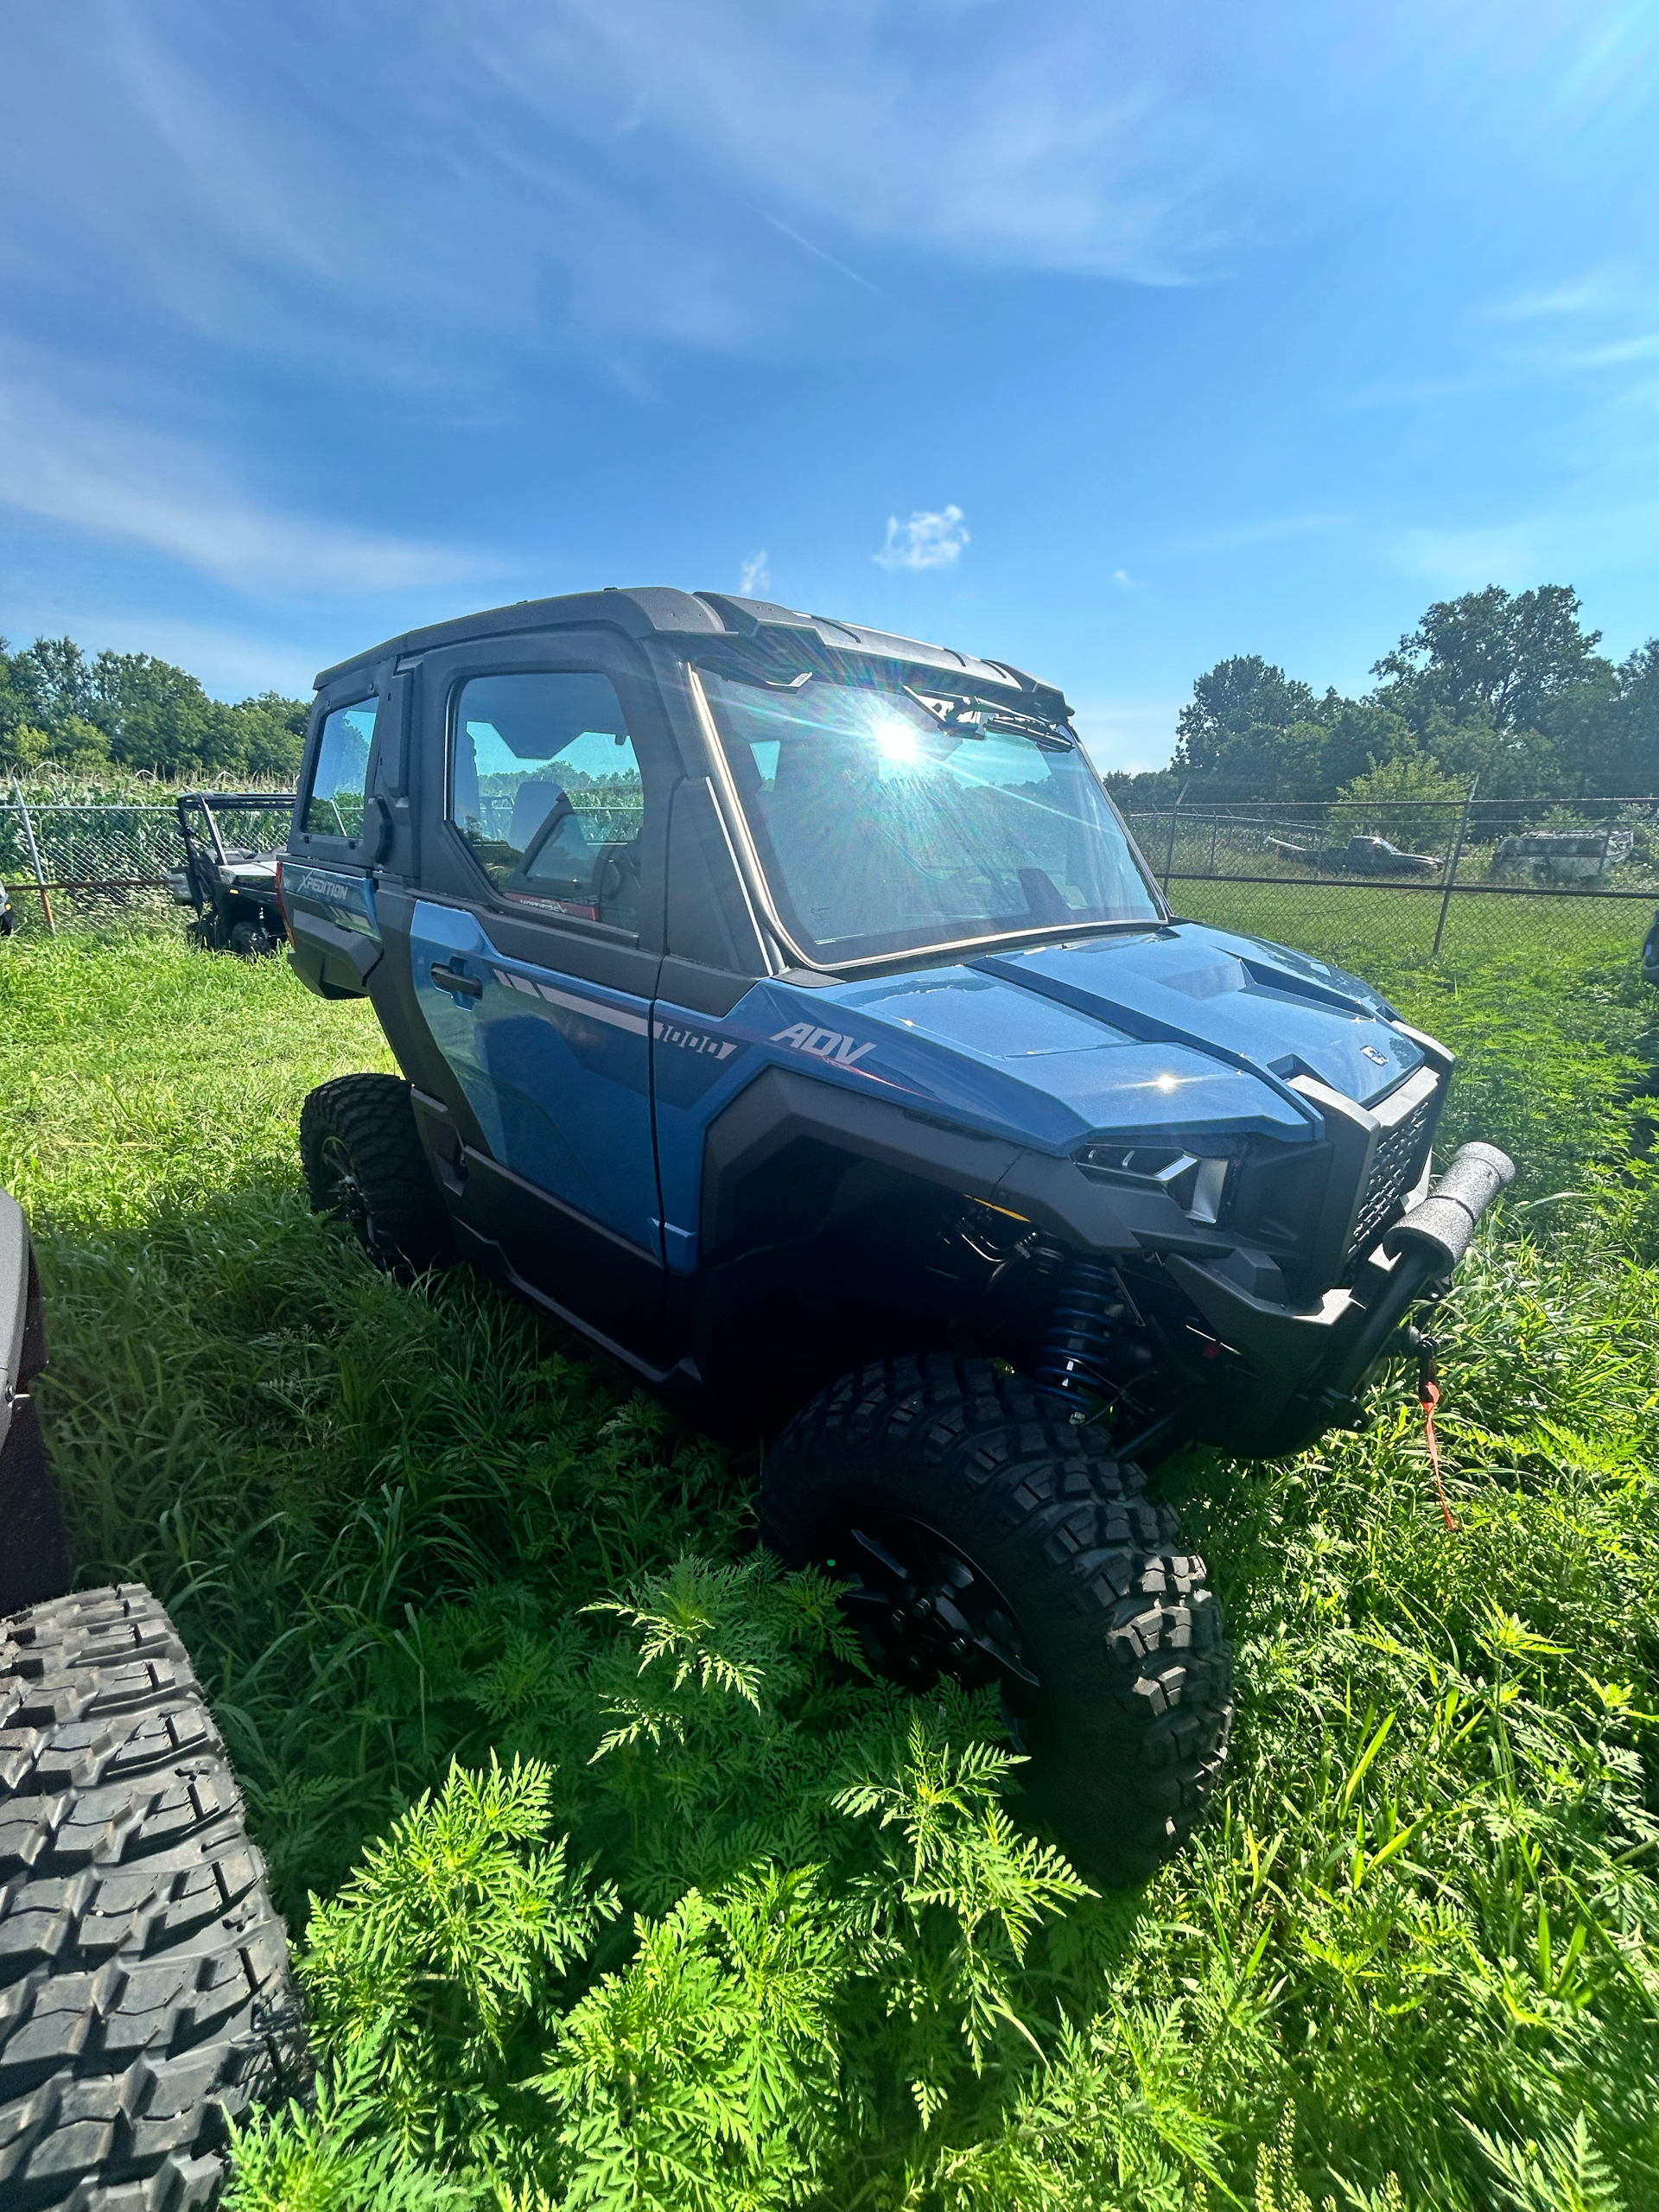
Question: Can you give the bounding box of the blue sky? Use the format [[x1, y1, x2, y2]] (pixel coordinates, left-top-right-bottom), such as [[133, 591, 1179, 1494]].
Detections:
[[2, 0, 1656, 770]]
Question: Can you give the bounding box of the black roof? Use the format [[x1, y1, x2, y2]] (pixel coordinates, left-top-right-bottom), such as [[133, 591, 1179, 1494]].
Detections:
[[313, 587, 1066, 714]]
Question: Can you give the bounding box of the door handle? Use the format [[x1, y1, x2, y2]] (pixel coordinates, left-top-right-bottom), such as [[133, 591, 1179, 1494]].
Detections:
[[430, 962, 483, 1000]]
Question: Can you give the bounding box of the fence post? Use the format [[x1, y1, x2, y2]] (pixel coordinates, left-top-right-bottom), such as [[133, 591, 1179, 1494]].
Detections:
[[1430, 776, 1478, 963], [1161, 783, 1187, 898], [10, 783, 54, 935]]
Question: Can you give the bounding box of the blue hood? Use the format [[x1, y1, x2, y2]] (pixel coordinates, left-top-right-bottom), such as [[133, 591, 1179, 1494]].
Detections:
[[818, 923, 1425, 1151], [975, 925, 1421, 1109]]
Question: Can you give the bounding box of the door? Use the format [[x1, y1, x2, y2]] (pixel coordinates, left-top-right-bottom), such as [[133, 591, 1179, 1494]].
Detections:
[[407, 643, 671, 1343]]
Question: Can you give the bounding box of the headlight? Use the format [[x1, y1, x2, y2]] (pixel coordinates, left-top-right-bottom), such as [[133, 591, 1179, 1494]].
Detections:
[[1077, 1143, 1230, 1224]]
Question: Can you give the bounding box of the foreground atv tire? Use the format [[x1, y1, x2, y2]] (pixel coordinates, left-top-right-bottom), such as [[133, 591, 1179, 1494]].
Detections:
[[760, 1357, 1233, 1886], [300, 1073, 453, 1278], [0, 1586, 301, 2210]]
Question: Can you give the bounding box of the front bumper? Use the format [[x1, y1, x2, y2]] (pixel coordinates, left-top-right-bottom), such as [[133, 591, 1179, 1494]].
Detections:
[[1164, 1140, 1516, 1457]]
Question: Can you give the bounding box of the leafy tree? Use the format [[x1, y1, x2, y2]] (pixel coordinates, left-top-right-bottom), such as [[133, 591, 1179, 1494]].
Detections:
[[0, 631, 308, 779], [1173, 657, 1319, 787], [1371, 584, 1608, 736], [1314, 698, 1416, 791], [1603, 639, 1659, 794], [94, 651, 228, 773], [6, 635, 101, 728], [232, 690, 311, 778], [1, 716, 111, 775], [1333, 749, 1469, 849], [1159, 588, 1659, 804]]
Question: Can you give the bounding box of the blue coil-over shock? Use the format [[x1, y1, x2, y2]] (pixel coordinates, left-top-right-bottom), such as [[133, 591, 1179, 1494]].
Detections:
[[1034, 1256, 1124, 1408]]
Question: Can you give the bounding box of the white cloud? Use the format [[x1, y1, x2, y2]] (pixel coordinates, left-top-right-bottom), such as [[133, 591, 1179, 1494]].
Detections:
[[1483, 269, 1630, 322], [0, 373, 486, 600], [739, 549, 772, 595], [874, 505, 969, 572], [472, 0, 1236, 290], [1111, 568, 1141, 588], [1157, 513, 1350, 558], [1392, 500, 1659, 588], [0, 0, 1259, 397]]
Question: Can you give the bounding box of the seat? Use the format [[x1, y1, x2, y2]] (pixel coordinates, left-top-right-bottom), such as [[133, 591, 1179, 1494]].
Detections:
[[508, 780, 568, 855]]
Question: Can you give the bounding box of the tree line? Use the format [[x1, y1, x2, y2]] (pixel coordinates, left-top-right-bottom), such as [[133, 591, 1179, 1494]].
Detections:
[[0, 633, 308, 781], [4, 583, 1656, 804], [1103, 583, 1659, 810]]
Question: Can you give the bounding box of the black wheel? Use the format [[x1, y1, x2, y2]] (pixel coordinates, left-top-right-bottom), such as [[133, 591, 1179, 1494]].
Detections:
[[227, 923, 277, 960], [760, 1356, 1233, 1887], [0, 1586, 302, 2209], [299, 1073, 453, 1277]]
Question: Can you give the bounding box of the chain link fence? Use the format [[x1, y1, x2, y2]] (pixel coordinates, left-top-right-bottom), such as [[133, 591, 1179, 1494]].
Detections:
[[1124, 793, 1659, 970], [2, 799, 182, 929], [4, 786, 1655, 976], [0, 794, 296, 931]]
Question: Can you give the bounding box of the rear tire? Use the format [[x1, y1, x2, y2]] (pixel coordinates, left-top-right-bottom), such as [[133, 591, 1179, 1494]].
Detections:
[[760, 1356, 1234, 1887], [300, 1074, 454, 1279], [0, 1586, 302, 2209], [227, 924, 277, 961]]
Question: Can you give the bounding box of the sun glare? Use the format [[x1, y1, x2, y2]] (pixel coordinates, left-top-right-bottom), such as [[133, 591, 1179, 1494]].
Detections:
[[874, 718, 919, 764]]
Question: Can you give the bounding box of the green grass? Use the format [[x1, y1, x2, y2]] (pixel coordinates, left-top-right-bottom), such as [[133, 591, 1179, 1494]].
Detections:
[[3, 918, 1657, 2210]]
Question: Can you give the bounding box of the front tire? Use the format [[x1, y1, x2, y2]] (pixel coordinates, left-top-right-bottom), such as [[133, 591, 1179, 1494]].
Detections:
[[760, 1356, 1233, 1886], [299, 1074, 453, 1277]]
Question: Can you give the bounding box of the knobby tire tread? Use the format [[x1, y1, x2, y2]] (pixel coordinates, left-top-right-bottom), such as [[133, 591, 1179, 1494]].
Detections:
[[299, 1072, 452, 1275], [0, 1586, 302, 2210], [760, 1354, 1234, 1885]]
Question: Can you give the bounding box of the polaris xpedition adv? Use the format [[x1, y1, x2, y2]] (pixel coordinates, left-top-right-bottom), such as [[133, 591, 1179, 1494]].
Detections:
[[281, 588, 1514, 1884]]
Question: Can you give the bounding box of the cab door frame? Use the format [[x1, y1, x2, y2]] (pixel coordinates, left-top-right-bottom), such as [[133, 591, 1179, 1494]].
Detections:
[[395, 626, 677, 1368]]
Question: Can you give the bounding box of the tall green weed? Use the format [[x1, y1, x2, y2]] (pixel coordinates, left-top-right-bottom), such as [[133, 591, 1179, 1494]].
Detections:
[[3, 923, 1658, 2208]]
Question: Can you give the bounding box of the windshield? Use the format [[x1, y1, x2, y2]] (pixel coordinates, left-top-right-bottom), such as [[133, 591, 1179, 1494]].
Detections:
[[699, 669, 1160, 963]]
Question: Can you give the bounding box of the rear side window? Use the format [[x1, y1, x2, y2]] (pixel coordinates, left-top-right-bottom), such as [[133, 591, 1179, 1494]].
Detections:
[[303, 699, 378, 838], [450, 671, 643, 930]]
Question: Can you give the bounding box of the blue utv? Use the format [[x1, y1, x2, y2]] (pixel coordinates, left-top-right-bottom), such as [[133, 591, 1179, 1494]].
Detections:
[[281, 588, 1513, 1885]]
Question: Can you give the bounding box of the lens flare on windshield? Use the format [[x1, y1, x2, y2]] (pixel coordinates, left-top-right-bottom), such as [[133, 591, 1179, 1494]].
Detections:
[[874, 718, 919, 765]]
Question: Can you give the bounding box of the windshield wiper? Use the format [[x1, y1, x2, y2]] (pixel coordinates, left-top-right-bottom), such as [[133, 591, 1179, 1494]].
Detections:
[[904, 686, 1075, 750]]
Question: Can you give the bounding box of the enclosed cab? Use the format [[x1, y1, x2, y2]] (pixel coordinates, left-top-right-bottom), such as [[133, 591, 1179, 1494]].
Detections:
[[283, 588, 1513, 1883]]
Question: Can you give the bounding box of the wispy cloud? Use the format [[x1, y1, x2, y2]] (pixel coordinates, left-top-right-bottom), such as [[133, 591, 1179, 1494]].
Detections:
[[874, 505, 969, 572], [1482, 269, 1630, 323], [0, 374, 486, 599], [739, 550, 772, 595], [1111, 568, 1141, 589], [1393, 501, 1659, 589], [1157, 513, 1349, 558], [1353, 265, 1659, 410], [0, 0, 1253, 397]]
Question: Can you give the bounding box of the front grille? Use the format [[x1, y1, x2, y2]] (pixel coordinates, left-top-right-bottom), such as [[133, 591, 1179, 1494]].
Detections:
[[1344, 1083, 1438, 1272]]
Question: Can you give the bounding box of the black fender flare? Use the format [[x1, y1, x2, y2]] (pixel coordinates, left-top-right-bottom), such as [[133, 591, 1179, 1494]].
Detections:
[[698, 1066, 1157, 1263]]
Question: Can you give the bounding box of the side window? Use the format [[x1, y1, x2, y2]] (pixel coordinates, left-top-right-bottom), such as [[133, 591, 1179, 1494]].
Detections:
[[303, 699, 378, 838], [450, 671, 643, 931]]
